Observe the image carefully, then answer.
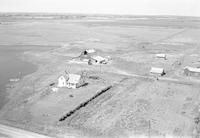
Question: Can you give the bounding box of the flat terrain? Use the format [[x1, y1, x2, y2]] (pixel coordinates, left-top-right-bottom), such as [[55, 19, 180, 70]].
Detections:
[[0, 124, 52, 138], [1, 14, 200, 138]]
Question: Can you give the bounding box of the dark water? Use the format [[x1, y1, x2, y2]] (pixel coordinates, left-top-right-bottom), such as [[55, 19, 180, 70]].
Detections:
[[0, 48, 37, 109]]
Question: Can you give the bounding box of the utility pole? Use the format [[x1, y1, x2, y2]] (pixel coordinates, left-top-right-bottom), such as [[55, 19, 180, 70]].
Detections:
[[18, 72, 22, 79], [148, 120, 151, 138], [99, 64, 102, 73]]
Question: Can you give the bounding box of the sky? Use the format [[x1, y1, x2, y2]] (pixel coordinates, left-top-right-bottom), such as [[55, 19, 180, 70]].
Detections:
[[0, 0, 200, 16]]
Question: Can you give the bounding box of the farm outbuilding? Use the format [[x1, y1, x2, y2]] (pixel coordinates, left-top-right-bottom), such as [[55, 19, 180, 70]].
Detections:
[[81, 49, 96, 56], [85, 49, 96, 54], [184, 66, 200, 77], [79, 49, 96, 62], [155, 54, 167, 59], [150, 67, 165, 76], [89, 56, 107, 65]]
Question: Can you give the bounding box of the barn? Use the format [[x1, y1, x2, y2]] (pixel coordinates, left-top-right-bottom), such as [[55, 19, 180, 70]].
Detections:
[[155, 54, 167, 59], [150, 67, 165, 76], [184, 66, 200, 77], [79, 49, 96, 62], [89, 56, 107, 65]]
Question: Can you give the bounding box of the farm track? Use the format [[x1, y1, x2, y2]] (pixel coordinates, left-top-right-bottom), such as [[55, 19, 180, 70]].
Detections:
[[113, 70, 200, 86]]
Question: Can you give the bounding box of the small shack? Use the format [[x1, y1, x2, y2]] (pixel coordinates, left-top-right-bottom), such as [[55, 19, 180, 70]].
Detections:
[[57, 73, 85, 89], [155, 54, 167, 60], [150, 67, 165, 76], [81, 49, 96, 56], [184, 66, 200, 77], [79, 49, 96, 62], [89, 56, 107, 65]]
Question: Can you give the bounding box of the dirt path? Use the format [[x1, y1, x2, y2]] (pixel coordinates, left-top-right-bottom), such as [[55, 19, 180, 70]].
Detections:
[[0, 124, 52, 138]]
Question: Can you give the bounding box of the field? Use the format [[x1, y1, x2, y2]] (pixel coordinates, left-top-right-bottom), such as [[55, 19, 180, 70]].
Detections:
[[1, 14, 200, 138]]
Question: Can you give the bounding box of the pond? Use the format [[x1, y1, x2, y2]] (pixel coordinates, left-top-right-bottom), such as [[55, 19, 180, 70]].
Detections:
[[0, 47, 37, 109]]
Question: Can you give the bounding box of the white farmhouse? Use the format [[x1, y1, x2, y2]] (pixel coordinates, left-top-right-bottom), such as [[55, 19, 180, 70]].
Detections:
[[57, 75, 69, 87], [66, 74, 85, 89], [150, 67, 165, 76], [57, 73, 85, 89]]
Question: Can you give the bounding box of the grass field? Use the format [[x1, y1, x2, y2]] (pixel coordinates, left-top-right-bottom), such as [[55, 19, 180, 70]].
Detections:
[[0, 14, 200, 138]]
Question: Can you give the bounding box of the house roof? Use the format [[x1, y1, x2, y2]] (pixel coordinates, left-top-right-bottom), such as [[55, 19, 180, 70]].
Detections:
[[91, 56, 106, 61], [155, 54, 166, 58], [86, 49, 96, 54], [67, 74, 81, 84], [184, 66, 200, 73], [150, 67, 164, 74], [58, 75, 69, 81]]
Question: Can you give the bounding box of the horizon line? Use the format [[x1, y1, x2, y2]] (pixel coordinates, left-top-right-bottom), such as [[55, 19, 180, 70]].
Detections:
[[0, 11, 199, 18]]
